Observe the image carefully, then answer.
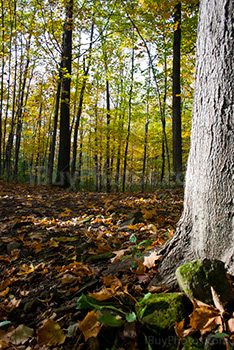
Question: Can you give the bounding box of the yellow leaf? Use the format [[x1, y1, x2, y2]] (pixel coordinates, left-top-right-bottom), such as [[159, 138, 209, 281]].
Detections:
[[17, 264, 35, 275], [0, 287, 9, 297], [142, 210, 153, 219], [78, 311, 102, 341], [88, 285, 117, 301]]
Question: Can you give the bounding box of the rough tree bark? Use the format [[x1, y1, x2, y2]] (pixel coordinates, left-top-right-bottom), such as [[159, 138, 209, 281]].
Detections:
[[150, 0, 234, 288]]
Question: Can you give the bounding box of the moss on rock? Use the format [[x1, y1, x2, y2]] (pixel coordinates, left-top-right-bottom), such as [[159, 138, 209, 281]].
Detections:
[[176, 259, 234, 304], [135, 292, 187, 334]]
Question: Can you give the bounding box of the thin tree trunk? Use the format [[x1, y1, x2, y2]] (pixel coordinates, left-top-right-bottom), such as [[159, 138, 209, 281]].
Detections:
[[0, 0, 5, 176], [47, 63, 62, 185], [172, 3, 182, 183], [55, 0, 73, 188], [122, 45, 134, 192], [71, 23, 94, 178], [5, 25, 18, 180], [127, 16, 171, 185], [94, 101, 99, 192], [142, 102, 149, 192], [115, 77, 124, 192], [13, 37, 31, 180], [76, 129, 83, 190]]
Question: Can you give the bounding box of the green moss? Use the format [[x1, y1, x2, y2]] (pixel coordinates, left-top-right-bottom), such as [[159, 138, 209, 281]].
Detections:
[[181, 336, 204, 350], [176, 259, 234, 304], [135, 293, 186, 333]]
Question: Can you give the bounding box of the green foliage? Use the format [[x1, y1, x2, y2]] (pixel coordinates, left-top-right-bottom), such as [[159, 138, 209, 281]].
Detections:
[[0, 0, 198, 189]]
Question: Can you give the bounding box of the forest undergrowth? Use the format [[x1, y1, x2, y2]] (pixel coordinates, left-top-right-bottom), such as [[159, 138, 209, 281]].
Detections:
[[0, 180, 184, 349]]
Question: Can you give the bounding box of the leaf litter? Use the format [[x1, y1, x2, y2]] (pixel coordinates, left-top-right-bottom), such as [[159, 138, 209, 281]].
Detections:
[[1, 181, 234, 349]]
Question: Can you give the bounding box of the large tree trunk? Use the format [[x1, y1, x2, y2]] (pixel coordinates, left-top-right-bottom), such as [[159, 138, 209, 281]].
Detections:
[[151, 0, 233, 288]]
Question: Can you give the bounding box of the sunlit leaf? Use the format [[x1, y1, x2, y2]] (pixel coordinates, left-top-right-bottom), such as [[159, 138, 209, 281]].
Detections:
[[78, 311, 102, 341], [17, 264, 35, 275], [143, 252, 162, 269], [126, 312, 137, 323]]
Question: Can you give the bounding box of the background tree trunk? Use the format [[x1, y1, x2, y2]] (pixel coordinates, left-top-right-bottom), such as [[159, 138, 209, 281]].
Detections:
[[172, 3, 182, 183], [55, 0, 73, 188], [151, 0, 233, 288]]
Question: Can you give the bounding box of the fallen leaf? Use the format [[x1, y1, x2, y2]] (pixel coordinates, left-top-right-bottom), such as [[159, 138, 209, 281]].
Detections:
[[78, 311, 102, 341], [37, 294, 54, 303], [17, 264, 35, 275], [0, 287, 9, 297], [60, 273, 77, 285], [142, 210, 153, 219], [37, 319, 66, 346], [211, 286, 225, 315], [175, 319, 196, 339], [102, 275, 122, 288], [189, 300, 222, 334], [8, 324, 34, 345], [135, 260, 146, 274], [110, 249, 131, 263], [88, 286, 114, 301], [143, 251, 162, 269]]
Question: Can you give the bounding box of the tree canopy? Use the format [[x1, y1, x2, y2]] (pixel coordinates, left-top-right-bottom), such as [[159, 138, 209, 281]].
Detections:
[[0, 0, 198, 190]]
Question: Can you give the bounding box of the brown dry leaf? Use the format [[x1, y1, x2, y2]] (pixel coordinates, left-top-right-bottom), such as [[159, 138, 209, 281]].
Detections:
[[3, 297, 21, 313], [142, 210, 153, 220], [175, 319, 196, 339], [200, 316, 223, 335], [8, 324, 34, 345], [78, 311, 102, 342], [37, 319, 66, 346], [147, 285, 169, 293], [135, 260, 146, 275], [88, 286, 114, 301], [110, 249, 131, 263], [0, 287, 9, 297], [60, 273, 77, 285], [102, 275, 122, 288], [49, 240, 59, 248], [143, 251, 162, 269], [37, 293, 54, 303], [58, 261, 90, 276], [0, 328, 11, 349], [0, 277, 17, 292], [189, 299, 221, 332]]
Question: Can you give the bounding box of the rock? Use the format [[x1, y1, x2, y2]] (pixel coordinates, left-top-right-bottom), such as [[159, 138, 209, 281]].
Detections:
[[135, 292, 188, 334], [176, 259, 234, 304]]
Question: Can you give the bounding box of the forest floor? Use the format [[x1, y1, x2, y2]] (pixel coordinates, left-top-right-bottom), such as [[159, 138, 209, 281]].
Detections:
[[0, 180, 185, 349]]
